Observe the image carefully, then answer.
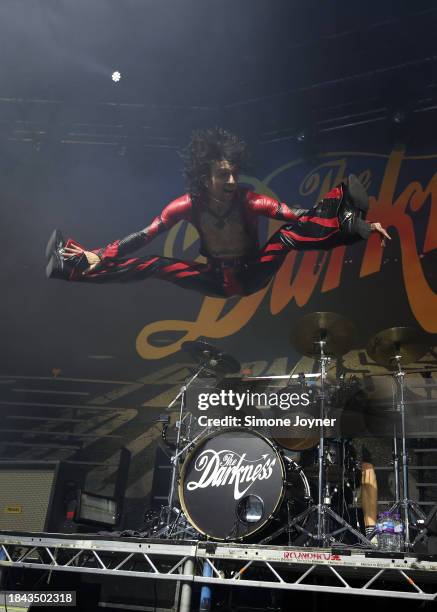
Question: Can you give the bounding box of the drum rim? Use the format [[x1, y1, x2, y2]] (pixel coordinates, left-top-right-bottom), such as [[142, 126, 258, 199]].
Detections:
[[178, 427, 286, 541]]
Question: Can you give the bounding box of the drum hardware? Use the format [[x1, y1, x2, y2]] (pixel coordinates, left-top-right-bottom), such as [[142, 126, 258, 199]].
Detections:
[[161, 416, 198, 452], [154, 321, 435, 548], [301, 439, 359, 482], [158, 367, 204, 538], [241, 373, 320, 381], [367, 327, 429, 549], [286, 312, 372, 547], [158, 340, 241, 539], [371, 368, 437, 377], [241, 342, 319, 385], [181, 339, 241, 376]]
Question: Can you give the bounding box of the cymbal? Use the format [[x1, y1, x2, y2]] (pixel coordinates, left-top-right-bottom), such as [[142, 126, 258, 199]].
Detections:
[[182, 340, 241, 375], [367, 327, 428, 367], [290, 312, 356, 357]]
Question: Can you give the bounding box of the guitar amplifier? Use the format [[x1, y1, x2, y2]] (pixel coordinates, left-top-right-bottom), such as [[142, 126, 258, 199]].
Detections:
[[0, 461, 86, 533]]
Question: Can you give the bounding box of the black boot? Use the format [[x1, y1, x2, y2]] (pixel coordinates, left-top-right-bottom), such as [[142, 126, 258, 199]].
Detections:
[[45, 228, 64, 260], [339, 174, 371, 241], [45, 229, 88, 279]]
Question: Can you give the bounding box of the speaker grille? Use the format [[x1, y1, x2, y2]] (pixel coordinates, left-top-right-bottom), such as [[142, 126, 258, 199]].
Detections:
[[0, 470, 56, 531]]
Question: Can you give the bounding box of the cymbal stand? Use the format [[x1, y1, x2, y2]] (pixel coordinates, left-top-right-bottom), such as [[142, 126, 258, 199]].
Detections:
[[388, 355, 426, 549], [263, 335, 372, 547], [158, 363, 207, 538], [392, 429, 401, 504], [311, 336, 371, 545], [315, 335, 329, 542]]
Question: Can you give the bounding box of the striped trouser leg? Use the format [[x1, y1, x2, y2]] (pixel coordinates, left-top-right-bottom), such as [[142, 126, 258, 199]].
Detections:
[[237, 231, 290, 295], [77, 255, 229, 297], [237, 186, 361, 295], [279, 185, 366, 251]]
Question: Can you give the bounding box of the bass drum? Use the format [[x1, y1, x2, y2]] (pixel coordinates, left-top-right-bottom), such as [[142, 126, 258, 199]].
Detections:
[[179, 428, 310, 541]]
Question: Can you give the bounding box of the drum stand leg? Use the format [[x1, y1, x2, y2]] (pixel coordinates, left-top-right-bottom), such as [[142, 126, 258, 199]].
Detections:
[[387, 356, 426, 550]]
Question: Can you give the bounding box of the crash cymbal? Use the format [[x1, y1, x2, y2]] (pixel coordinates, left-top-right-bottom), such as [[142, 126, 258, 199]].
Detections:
[[367, 327, 428, 367], [290, 312, 356, 357], [182, 340, 240, 375]]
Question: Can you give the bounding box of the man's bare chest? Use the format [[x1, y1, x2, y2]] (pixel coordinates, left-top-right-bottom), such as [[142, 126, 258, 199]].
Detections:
[[197, 206, 253, 257]]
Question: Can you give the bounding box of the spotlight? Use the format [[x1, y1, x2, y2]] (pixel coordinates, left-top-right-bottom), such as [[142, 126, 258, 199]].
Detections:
[[392, 109, 406, 125], [295, 126, 318, 160], [112, 71, 121, 83], [237, 494, 264, 524]]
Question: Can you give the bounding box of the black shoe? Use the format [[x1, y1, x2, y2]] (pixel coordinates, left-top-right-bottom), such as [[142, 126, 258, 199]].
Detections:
[[46, 250, 71, 279], [345, 173, 369, 215], [45, 229, 65, 260], [46, 249, 88, 280], [339, 174, 371, 240], [46, 229, 70, 279], [45, 229, 88, 279]]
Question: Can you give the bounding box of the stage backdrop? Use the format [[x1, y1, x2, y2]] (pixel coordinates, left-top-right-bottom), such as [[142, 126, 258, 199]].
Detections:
[[0, 123, 436, 517]]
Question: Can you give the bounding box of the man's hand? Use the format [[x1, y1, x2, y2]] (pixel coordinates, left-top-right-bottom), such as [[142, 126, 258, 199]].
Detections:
[[62, 245, 101, 273], [369, 222, 391, 247]]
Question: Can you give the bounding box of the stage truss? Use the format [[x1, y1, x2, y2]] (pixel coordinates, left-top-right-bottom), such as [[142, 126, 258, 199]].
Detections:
[[0, 532, 437, 605]]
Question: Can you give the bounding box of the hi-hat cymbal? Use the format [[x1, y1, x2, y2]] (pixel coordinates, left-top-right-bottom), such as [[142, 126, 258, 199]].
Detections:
[[290, 312, 356, 357], [367, 327, 428, 367], [182, 340, 241, 375]]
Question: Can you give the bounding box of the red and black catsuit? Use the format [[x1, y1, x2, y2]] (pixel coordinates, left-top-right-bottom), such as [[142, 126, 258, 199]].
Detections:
[[71, 184, 370, 298]]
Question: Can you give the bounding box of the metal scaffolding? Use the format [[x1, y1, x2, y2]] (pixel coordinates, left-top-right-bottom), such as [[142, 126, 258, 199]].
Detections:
[[0, 532, 436, 610]]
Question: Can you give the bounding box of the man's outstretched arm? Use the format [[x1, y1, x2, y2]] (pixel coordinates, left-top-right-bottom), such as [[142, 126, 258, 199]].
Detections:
[[63, 194, 193, 272], [246, 191, 306, 222]]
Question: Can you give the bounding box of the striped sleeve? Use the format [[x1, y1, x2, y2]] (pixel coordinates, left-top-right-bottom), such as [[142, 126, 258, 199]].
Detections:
[[95, 194, 193, 263], [246, 191, 304, 221]]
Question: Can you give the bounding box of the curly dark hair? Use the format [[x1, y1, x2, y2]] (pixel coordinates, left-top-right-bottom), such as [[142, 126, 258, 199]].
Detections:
[[180, 127, 249, 201]]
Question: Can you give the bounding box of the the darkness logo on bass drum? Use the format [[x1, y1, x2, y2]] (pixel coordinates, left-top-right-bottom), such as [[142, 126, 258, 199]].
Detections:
[[186, 449, 276, 500]]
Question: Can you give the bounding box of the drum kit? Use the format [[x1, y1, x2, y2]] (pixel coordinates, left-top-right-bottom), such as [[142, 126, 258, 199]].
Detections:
[[153, 314, 433, 550]]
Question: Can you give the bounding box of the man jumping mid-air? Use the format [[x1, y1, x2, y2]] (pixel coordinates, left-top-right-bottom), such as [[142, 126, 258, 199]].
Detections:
[[46, 127, 390, 297]]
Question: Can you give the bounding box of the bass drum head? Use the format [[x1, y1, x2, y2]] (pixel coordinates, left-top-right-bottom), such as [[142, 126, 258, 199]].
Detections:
[[179, 428, 285, 541]]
